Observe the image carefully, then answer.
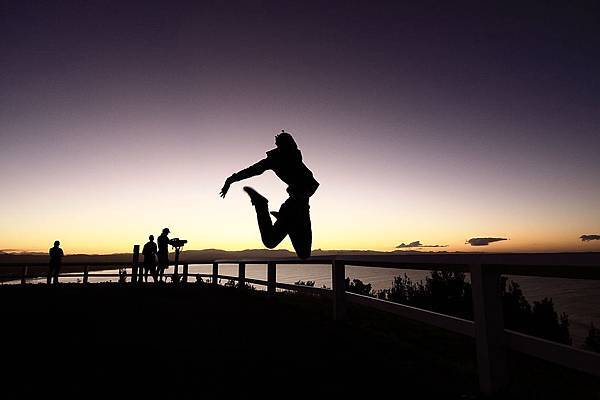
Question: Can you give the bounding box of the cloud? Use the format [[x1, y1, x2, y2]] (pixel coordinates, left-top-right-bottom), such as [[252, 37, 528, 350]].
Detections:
[[580, 234, 600, 242], [396, 240, 448, 249], [466, 237, 508, 246]]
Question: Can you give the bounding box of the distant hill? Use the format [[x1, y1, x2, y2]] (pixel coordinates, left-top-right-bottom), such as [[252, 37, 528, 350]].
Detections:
[[182, 248, 428, 260], [0, 248, 434, 264], [0, 252, 134, 264]]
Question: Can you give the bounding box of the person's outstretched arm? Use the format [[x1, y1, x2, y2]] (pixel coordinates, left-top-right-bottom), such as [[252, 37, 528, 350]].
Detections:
[[220, 158, 271, 197]]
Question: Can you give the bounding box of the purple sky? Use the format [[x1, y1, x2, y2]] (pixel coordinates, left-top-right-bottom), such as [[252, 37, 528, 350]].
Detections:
[[1, 1, 599, 253]]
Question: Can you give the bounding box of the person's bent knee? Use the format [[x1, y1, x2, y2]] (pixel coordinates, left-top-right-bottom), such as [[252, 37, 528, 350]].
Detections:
[[296, 248, 311, 260], [262, 239, 279, 249]]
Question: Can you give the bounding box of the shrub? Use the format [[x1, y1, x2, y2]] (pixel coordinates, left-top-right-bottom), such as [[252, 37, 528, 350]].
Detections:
[[345, 277, 374, 297], [224, 279, 237, 288], [224, 279, 255, 290], [584, 323, 600, 353], [377, 271, 471, 319], [294, 280, 315, 287], [376, 271, 572, 345], [118, 268, 127, 283], [530, 298, 571, 345]]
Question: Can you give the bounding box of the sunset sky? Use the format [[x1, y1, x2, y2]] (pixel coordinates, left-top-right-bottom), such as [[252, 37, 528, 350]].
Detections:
[[1, 1, 599, 254]]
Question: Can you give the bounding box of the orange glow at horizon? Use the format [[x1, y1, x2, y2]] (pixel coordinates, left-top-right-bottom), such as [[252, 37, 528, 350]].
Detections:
[[2, 160, 599, 255]]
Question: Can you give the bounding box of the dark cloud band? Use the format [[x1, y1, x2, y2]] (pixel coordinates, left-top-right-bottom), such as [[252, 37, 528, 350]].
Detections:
[[396, 241, 448, 249], [580, 234, 600, 242], [466, 237, 508, 246]]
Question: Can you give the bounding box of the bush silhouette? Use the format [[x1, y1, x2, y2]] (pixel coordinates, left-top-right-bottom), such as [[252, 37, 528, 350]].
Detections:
[[294, 280, 315, 287], [584, 323, 600, 353], [224, 279, 255, 290], [375, 272, 572, 345], [118, 268, 127, 283], [344, 277, 374, 296], [376, 271, 472, 319]]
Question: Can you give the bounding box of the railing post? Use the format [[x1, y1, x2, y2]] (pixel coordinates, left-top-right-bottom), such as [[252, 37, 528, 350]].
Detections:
[[470, 264, 508, 395], [21, 265, 28, 285], [83, 265, 89, 284], [267, 262, 276, 297], [132, 245, 140, 284], [212, 263, 219, 286], [238, 263, 246, 289], [332, 260, 346, 321], [183, 263, 189, 283]]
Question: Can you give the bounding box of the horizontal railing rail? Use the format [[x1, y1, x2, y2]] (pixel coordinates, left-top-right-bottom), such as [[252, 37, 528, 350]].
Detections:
[[3, 253, 600, 278], [1, 252, 599, 395]]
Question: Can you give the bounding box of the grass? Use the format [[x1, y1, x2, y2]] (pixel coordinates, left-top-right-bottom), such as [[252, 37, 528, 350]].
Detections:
[[0, 283, 598, 399]]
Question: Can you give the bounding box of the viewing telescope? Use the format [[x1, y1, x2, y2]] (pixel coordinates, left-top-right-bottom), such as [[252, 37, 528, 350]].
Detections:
[[169, 238, 187, 280], [169, 238, 188, 248]]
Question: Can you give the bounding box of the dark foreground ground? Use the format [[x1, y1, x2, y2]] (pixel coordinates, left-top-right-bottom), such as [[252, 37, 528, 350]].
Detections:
[[0, 284, 598, 399]]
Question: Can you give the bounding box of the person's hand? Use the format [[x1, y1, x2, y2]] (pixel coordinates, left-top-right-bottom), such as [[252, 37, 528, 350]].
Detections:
[[220, 179, 231, 198]]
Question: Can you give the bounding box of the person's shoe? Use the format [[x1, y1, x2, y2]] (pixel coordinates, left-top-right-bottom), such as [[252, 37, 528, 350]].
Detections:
[[243, 186, 268, 206], [270, 211, 280, 219]]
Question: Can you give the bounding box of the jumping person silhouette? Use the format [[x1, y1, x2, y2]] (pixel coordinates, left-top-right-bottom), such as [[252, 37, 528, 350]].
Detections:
[[220, 131, 319, 259]]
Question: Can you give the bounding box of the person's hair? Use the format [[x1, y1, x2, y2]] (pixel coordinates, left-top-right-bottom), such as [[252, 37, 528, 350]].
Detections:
[[54, 240, 60, 246], [149, 235, 154, 240], [275, 131, 297, 150]]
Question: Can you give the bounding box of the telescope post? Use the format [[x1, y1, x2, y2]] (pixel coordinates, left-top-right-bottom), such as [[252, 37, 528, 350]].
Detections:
[[173, 247, 180, 283]]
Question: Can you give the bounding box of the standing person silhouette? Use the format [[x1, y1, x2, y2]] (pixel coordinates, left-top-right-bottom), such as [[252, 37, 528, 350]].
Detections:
[[142, 235, 158, 283], [157, 228, 170, 282], [48, 240, 64, 284], [220, 130, 319, 259]]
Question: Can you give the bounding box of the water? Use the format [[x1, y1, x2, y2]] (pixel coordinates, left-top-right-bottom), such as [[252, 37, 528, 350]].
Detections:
[[5, 263, 599, 347]]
